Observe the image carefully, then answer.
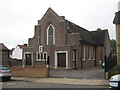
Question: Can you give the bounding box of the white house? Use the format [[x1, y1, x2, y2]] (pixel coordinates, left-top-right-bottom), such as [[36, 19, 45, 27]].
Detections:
[[11, 45, 25, 60]]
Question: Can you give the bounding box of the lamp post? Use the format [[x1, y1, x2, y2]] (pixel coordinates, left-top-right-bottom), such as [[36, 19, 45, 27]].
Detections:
[[74, 47, 77, 70]]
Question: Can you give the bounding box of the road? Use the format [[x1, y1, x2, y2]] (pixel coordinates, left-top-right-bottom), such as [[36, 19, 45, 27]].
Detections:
[[1, 79, 109, 89]]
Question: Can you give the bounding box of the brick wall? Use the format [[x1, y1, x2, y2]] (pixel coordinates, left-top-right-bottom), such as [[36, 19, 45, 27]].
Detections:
[[10, 65, 48, 77], [116, 24, 120, 66]]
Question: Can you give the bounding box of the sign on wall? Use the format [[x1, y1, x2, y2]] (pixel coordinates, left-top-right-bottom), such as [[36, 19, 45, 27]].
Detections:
[[39, 45, 43, 52]]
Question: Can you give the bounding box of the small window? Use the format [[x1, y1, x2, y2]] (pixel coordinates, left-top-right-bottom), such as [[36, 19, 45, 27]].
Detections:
[[36, 52, 47, 61], [41, 53, 43, 59], [47, 25, 55, 45], [72, 52, 75, 61], [37, 53, 40, 59], [88, 47, 91, 60], [82, 47, 85, 60], [93, 47, 95, 60]]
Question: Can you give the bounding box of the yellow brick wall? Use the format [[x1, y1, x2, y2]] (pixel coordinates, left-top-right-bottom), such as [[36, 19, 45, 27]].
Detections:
[[116, 24, 120, 66]]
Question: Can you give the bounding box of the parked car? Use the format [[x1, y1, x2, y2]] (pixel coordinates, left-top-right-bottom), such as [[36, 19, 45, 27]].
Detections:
[[109, 74, 120, 88], [0, 65, 12, 81]]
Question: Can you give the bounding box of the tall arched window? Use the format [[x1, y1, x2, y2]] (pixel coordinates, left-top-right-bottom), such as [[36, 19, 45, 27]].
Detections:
[[47, 24, 55, 45]]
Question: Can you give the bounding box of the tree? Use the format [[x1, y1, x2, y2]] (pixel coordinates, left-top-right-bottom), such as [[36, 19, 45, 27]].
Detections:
[[110, 39, 116, 51]]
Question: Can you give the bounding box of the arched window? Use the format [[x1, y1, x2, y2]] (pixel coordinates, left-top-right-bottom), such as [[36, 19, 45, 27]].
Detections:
[[47, 24, 55, 45]]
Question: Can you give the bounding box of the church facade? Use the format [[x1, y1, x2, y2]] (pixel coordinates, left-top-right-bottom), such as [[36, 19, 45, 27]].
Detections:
[[22, 8, 111, 69]]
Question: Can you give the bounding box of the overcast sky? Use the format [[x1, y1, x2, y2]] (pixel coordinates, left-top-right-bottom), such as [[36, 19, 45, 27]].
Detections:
[[0, 0, 119, 49]]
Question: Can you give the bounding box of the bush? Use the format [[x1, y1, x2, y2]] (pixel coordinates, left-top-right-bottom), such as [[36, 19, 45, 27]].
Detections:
[[108, 65, 120, 79]]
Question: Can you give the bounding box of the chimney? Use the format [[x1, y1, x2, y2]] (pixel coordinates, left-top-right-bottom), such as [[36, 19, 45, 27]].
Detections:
[[60, 16, 65, 19], [97, 28, 101, 31], [23, 44, 28, 47]]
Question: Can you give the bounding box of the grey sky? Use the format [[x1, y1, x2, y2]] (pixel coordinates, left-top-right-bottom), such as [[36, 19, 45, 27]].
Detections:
[[0, 0, 119, 49]]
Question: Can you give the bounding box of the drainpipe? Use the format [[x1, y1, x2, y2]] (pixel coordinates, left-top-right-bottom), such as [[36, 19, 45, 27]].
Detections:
[[80, 39, 83, 69], [74, 47, 77, 70], [95, 46, 97, 66], [101, 45, 103, 62]]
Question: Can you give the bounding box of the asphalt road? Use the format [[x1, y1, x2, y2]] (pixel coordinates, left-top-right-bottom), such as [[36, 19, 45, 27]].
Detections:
[[1, 79, 109, 89]]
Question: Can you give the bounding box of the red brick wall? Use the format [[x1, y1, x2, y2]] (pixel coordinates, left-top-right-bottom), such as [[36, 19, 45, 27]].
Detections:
[[10, 65, 48, 77]]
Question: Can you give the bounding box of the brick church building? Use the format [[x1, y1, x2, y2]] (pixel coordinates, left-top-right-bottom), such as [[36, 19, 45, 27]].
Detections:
[[22, 8, 111, 69]]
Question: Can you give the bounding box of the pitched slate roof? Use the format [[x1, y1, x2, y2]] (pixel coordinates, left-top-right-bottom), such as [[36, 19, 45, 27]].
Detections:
[[66, 20, 107, 45], [113, 11, 120, 24], [0, 43, 9, 50], [39, 8, 109, 46], [90, 30, 108, 45]]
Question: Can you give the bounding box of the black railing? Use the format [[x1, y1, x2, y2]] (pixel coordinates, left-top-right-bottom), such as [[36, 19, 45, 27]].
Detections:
[[105, 54, 117, 73]]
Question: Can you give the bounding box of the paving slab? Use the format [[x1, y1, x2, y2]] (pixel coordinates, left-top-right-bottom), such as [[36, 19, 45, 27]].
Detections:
[[12, 77, 109, 86], [50, 67, 105, 79]]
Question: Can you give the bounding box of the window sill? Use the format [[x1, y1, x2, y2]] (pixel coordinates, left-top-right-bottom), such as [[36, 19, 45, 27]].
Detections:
[[82, 59, 85, 61], [36, 59, 47, 62]]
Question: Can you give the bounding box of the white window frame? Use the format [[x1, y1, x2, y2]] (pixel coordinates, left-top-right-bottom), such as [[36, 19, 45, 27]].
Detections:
[[47, 24, 55, 45], [93, 47, 95, 60], [82, 47, 85, 61], [88, 47, 92, 60], [36, 52, 47, 61], [23, 52, 33, 66]]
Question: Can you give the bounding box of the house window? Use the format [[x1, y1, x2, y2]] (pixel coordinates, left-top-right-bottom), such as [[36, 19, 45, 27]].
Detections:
[[93, 47, 95, 60], [47, 24, 55, 45], [88, 47, 91, 60], [36, 52, 47, 61], [82, 47, 85, 60], [72, 52, 75, 61]]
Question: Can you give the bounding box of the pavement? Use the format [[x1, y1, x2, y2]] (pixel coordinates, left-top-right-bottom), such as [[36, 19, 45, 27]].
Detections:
[[11, 77, 109, 86]]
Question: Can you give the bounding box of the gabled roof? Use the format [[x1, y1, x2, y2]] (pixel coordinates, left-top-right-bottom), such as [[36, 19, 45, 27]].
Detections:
[[113, 11, 120, 24], [39, 7, 60, 22], [38, 8, 109, 46], [0, 43, 9, 50], [67, 20, 107, 45]]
